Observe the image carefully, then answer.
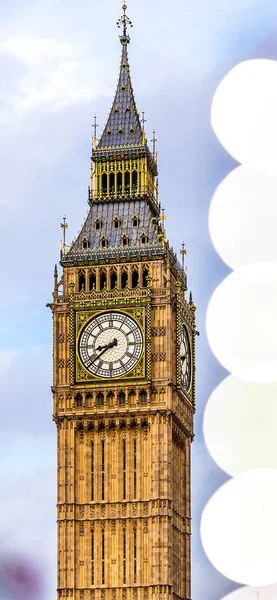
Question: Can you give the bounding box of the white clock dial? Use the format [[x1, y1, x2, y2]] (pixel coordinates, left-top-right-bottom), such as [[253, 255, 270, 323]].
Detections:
[[180, 324, 191, 391], [78, 311, 143, 378]]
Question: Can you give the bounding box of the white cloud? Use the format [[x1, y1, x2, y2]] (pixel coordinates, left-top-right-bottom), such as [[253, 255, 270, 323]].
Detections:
[[0, 36, 108, 117]]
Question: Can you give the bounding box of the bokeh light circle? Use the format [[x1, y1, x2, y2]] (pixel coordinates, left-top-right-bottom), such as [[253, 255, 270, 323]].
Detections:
[[209, 166, 277, 269], [201, 469, 277, 586], [206, 262, 277, 382], [203, 376, 277, 476], [211, 59, 277, 176]]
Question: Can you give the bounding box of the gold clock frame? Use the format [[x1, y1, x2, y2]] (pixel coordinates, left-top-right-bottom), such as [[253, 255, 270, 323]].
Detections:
[[71, 305, 150, 385], [176, 302, 194, 399]]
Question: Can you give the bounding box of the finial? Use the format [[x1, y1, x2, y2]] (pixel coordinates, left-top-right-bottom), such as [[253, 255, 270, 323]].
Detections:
[[93, 115, 98, 140], [160, 207, 167, 232], [54, 264, 58, 296], [180, 242, 187, 272], [117, 2, 133, 45], [142, 111, 147, 132], [61, 216, 68, 250], [151, 129, 157, 155]]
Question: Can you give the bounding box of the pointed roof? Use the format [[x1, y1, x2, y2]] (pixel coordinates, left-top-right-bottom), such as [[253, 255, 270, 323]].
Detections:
[[98, 43, 144, 149], [96, 3, 144, 149]]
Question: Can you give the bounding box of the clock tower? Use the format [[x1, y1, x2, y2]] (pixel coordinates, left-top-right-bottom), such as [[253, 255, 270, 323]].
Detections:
[[50, 5, 196, 600]]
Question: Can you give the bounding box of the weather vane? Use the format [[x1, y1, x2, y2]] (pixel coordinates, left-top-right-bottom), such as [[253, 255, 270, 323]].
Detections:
[[142, 110, 147, 132], [117, 2, 133, 44]]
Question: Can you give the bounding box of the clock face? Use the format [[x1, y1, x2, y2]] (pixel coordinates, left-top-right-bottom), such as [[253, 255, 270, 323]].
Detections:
[[180, 324, 191, 391], [78, 311, 143, 378]]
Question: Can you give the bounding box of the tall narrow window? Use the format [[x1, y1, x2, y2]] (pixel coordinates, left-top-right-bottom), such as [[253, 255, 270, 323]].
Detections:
[[110, 172, 115, 193], [139, 390, 147, 404], [123, 530, 126, 584], [132, 170, 138, 192], [132, 214, 139, 227], [100, 236, 108, 249], [102, 532, 105, 584], [78, 272, 86, 292], [132, 270, 139, 288], [89, 272, 96, 290], [100, 271, 106, 290], [111, 270, 117, 289], [142, 268, 149, 288], [122, 234, 129, 247], [113, 216, 120, 230], [121, 270, 128, 289], [134, 529, 137, 583], [123, 439, 126, 500], [134, 439, 137, 499], [101, 440, 105, 501], [91, 442, 94, 501], [102, 173, 107, 194], [124, 171, 130, 192], [91, 532, 94, 585], [119, 391, 126, 405], [117, 172, 122, 192], [97, 392, 104, 406]]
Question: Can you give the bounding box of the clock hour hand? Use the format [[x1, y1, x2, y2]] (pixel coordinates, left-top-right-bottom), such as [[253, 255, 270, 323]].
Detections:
[[96, 338, 118, 352], [87, 338, 118, 366]]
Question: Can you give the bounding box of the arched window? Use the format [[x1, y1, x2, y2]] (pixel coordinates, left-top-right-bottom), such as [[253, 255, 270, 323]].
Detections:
[[78, 271, 86, 292], [121, 270, 128, 289], [132, 269, 139, 288], [100, 236, 108, 249], [110, 173, 115, 193], [118, 391, 126, 405], [132, 214, 139, 228], [117, 172, 122, 192], [139, 390, 147, 404], [141, 233, 148, 245], [122, 234, 129, 247], [124, 171, 130, 192], [132, 171, 138, 192], [102, 173, 107, 195], [75, 393, 83, 407], [100, 270, 106, 290], [89, 272, 96, 290], [96, 392, 104, 406], [113, 216, 120, 230], [142, 267, 149, 288], [82, 237, 89, 250], [95, 218, 102, 231], [111, 270, 117, 290]]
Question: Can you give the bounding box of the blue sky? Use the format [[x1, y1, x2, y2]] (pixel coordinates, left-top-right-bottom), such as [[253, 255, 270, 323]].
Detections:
[[1, 0, 277, 598]]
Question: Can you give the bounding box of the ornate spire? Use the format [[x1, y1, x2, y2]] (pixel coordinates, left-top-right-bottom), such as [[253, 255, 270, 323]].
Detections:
[[117, 2, 133, 45], [96, 5, 144, 150]]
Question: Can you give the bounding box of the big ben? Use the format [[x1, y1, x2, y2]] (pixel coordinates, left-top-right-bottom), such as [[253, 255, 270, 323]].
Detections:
[[50, 3, 196, 600]]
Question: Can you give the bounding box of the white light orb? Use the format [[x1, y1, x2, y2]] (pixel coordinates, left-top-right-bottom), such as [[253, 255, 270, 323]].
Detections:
[[209, 166, 277, 269], [206, 262, 277, 383], [201, 469, 277, 586], [220, 583, 277, 600], [211, 59, 277, 176], [203, 376, 277, 476]]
